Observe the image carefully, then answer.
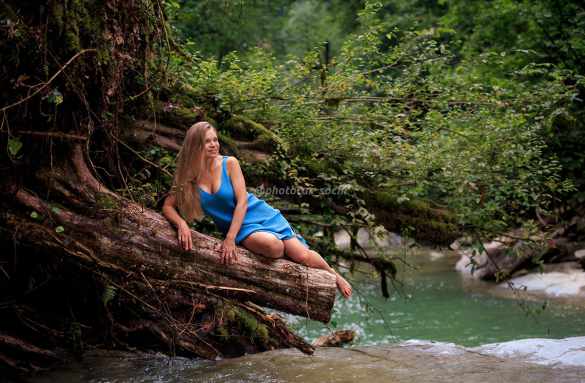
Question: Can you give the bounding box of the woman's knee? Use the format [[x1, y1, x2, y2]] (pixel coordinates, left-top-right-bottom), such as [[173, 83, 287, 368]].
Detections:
[[308, 249, 321, 259], [262, 238, 284, 258], [288, 248, 310, 264]]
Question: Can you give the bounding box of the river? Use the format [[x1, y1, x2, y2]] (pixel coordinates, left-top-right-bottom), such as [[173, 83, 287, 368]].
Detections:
[[289, 248, 585, 346], [26, 248, 585, 382]]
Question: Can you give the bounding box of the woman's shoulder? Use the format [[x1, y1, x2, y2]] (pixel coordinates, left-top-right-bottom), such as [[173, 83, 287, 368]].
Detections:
[[224, 156, 241, 175], [225, 155, 240, 166]]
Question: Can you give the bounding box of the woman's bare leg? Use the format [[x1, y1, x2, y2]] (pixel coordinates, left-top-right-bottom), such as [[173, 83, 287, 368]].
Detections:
[[283, 237, 352, 298], [241, 231, 285, 258]]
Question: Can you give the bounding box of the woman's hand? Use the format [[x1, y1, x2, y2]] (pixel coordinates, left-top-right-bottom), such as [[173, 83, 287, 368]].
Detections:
[[221, 237, 237, 264], [177, 221, 193, 251]]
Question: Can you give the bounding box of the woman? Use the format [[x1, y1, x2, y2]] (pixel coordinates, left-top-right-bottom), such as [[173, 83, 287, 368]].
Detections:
[[162, 121, 352, 298]]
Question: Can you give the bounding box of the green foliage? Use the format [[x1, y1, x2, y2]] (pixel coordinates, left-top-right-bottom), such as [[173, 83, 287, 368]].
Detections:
[[164, 0, 584, 239], [117, 146, 175, 208], [101, 285, 117, 307], [7, 137, 22, 157], [215, 306, 270, 345], [170, 0, 362, 60], [45, 88, 63, 106], [95, 193, 119, 210]]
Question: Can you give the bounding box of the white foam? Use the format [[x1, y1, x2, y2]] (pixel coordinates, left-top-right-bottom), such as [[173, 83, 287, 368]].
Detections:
[[473, 337, 585, 367], [401, 337, 585, 367], [400, 339, 466, 356]]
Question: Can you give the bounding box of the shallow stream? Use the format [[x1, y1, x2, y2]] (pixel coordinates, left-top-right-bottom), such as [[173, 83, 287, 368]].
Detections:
[[26, 248, 585, 383], [289, 249, 585, 347]]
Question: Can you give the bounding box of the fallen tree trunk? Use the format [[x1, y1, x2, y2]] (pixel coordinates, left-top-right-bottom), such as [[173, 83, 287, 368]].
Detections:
[[8, 145, 337, 322], [312, 330, 356, 347], [1, 143, 335, 374], [11, 188, 337, 322]]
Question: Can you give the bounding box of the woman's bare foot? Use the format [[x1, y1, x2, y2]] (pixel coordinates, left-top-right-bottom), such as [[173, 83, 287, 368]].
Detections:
[[336, 273, 352, 298]]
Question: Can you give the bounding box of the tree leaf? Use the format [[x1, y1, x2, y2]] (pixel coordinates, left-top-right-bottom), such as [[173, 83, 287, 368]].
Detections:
[[102, 285, 118, 306], [8, 138, 23, 157]]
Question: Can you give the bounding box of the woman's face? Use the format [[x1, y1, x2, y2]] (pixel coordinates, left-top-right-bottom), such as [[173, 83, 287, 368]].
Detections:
[[202, 128, 219, 157]]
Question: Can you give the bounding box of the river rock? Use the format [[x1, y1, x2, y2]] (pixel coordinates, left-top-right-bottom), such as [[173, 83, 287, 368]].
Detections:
[[372, 227, 403, 248], [454, 240, 505, 279], [498, 262, 585, 298], [455, 234, 542, 281], [334, 229, 351, 250], [574, 249, 585, 259], [334, 227, 403, 250], [429, 251, 445, 260], [449, 236, 472, 251], [357, 227, 370, 248], [473, 336, 585, 367], [312, 329, 356, 347]]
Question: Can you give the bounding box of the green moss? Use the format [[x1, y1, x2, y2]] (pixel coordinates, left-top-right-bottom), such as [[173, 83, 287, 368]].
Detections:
[[51, 2, 64, 34], [218, 132, 240, 156], [216, 325, 229, 338], [236, 309, 259, 332], [233, 308, 270, 344], [255, 132, 278, 151], [224, 115, 285, 152], [95, 192, 118, 210], [157, 103, 217, 129], [371, 190, 455, 221], [223, 116, 254, 140], [368, 188, 460, 245], [225, 308, 236, 322], [255, 323, 269, 342]]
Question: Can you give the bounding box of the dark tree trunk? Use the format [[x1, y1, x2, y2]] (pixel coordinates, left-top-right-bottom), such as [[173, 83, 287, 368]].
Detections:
[[1, 144, 334, 373], [0, 1, 336, 375]]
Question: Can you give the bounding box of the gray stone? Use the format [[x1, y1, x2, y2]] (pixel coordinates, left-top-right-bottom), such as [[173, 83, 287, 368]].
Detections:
[[333, 229, 351, 250], [356, 227, 370, 248], [574, 249, 585, 259]]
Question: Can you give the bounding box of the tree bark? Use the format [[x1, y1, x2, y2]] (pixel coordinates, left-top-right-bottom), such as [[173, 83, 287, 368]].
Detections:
[[9, 145, 337, 323], [0, 143, 336, 373], [1, 1, 330, 375]]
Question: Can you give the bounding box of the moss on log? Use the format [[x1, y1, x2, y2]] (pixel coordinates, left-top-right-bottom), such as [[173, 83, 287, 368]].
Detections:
[[223, 115, 284, 152], [366, 190, 461, 245]]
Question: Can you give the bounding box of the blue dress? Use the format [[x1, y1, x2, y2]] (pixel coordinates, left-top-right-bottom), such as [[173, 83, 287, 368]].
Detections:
[[198, 156, 308, 246]]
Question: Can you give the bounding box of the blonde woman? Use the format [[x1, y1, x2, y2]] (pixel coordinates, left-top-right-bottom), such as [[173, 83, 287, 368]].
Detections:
[[162, 122, 352, 298]]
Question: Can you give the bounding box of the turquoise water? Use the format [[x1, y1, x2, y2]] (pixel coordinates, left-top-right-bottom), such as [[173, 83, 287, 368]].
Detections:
[[286, 249, 585, 347], [26, 248, 585, 383]]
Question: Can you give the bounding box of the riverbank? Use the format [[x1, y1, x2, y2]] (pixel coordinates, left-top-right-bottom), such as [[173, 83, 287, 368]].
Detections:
[[454, 240, 585, 306], [19, 245, 585, 383], [24, 337, 585, 383]]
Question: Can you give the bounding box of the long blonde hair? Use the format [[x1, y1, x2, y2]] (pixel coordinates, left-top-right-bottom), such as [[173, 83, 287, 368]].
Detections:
[[172, 121, 216, 222]]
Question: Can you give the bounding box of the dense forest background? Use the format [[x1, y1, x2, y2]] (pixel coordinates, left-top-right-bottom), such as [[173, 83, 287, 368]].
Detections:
[[1, 0, 584, 375], [163, 0, 585, 238]]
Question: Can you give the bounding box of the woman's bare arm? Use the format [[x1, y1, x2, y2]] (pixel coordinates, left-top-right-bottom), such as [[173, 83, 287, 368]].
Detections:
[[225, 156, 248, 241], [162, 194, 193, 250]]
